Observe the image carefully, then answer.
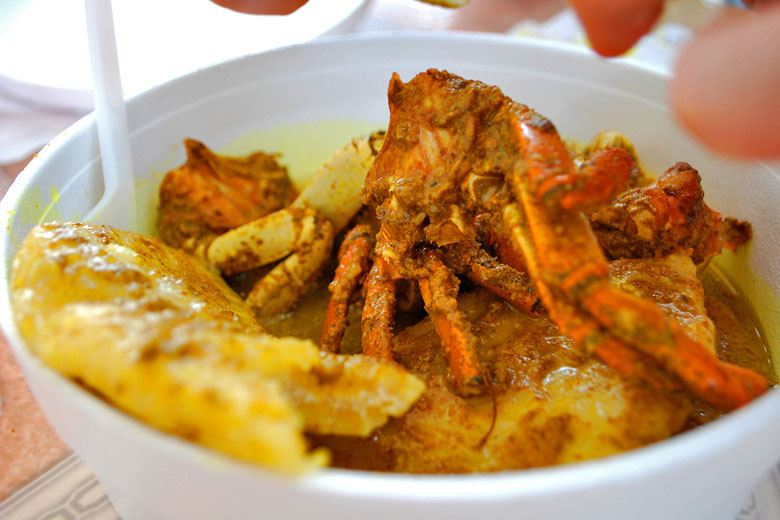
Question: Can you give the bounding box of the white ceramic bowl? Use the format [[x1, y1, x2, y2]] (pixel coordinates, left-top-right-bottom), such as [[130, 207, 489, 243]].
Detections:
[[1, 33, 778, 520]]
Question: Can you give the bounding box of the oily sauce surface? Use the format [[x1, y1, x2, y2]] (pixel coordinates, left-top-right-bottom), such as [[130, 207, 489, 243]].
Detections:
[[256, 263, 774, 474]]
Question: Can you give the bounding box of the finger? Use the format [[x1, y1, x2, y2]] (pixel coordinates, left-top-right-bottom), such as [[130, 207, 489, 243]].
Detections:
[[741, 0, 780, 8], [570, 0, 665, 57], [210, 0, 308, 15], [671, 4, 780, 158]]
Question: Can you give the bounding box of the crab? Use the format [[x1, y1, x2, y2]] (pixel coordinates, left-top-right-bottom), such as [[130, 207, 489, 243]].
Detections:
[[156, 70, 766, 412], [157, 138, 297, 253], [588, 160, 752, 266], [320, 69, 766, 409], [158, 133, 385, 318]]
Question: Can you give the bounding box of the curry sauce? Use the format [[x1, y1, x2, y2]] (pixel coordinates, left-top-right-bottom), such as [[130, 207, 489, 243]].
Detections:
[[257, 259, 774, 473]]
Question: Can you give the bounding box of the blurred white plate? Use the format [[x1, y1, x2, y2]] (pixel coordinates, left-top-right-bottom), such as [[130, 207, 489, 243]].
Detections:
[[0, 0, 367, 111]]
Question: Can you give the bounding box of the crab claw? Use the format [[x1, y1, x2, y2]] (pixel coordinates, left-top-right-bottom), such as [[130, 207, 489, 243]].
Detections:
[[201, 133, 383, 317]]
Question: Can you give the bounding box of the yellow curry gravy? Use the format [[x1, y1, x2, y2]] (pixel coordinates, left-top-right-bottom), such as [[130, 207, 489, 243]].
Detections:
[[247, 263, 775, 474]]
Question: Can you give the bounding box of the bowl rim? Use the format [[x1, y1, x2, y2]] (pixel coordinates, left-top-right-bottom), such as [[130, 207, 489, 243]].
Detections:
[[0, 31, 777, 502]]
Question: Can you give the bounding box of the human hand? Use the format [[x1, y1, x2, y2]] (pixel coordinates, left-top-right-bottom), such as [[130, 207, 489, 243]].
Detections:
[[570, 0, 780, 159]]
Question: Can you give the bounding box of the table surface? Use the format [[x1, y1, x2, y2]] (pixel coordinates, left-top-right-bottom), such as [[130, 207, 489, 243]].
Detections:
[[4, 1, 776, 519]]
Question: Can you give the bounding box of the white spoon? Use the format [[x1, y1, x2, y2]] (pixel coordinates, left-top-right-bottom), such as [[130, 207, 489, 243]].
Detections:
[[83, 0, 136, 230]]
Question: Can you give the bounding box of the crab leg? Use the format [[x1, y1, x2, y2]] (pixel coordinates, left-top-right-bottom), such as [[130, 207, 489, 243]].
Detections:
[[321, 224, 375, 353], [593, 337, 683, 393], [504, 202, 701, 395], [515, 113, 635, 213], [502, 212, 684, 394], [440, 241, 541, 315], [465, 249, 541, 315], [201, 132, 384, 315], [475, 213, 528, 273], [291, 132, 385, 232], [245, 206, 334, 317], [361, 258, 397, 360], [207, 132, 384, 273], [583, 284, 767, 409], [207, 206, 306, 276], [557, 148, 635, 212], [506, 113, 768, 410], [418, 249, 486, 396]]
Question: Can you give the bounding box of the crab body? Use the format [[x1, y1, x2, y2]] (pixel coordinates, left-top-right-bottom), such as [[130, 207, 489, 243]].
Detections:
[[351, 69, 766, 408]]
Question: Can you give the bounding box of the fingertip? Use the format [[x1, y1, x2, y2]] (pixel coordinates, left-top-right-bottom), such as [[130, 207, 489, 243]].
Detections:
[[210, 0, 308, 15], [571, 0, 664, 57], [671, 5, 780, 158]]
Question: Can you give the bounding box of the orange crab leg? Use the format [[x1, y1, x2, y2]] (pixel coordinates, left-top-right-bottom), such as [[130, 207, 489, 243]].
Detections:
[[561, 148, 635, 212], [361, 257, 397, 360], [507, 116, 768, 410], [321, 224, 374, 353], [465, 247, 541, 316], [593, 338, 683, 393], [515, 111, 634, 213], [503, 203, 681, 394], [439, 239, 540, 315], [475, 213, 528, 273], [583, 284, 768, 410], [418, 249, 486, 396]]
